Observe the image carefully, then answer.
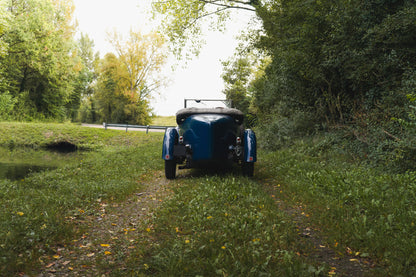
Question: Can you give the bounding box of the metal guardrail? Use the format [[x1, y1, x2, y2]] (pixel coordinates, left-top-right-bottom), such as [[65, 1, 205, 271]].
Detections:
[[103, 123, 175, 133]]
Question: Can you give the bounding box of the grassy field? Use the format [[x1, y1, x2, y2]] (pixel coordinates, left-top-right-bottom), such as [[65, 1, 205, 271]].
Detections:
[[1, 122, 414, 276], [151, 116, 176, 127]]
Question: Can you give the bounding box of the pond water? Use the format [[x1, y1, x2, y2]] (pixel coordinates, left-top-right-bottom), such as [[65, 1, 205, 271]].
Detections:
[[0, 147, 83, 181]]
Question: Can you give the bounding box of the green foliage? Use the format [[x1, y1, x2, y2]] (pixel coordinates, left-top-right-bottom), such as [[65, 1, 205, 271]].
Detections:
[[94, 53, 151, 125], [1, 0, 78, 121], [152, 0, 256, 58], [260, 136, 416, 275], [0, 0, 10, 58], [70, 33, 99, 122], [221, 57, 252, 111], [0, 92, 16, 120], [248, 0, 416, 172], [0, 122, 164, 273]]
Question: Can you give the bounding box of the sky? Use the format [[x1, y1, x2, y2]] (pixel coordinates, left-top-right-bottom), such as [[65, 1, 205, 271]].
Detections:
[[72, 0, 255, 116]]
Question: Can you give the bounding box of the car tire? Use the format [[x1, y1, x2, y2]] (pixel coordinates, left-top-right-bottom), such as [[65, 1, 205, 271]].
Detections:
[[242, 162, 254, 177], [165, 160, 176, 179]]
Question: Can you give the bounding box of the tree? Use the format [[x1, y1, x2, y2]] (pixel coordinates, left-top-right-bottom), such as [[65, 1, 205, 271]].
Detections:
[[1, 0, 77, 120], [94, 30, 167, 124], [0, 0, 10, 57], [107, 30, 167, 102], [94, 53, 128, 123], [72, 33, 99, 122], [152, 0, 258, 57]]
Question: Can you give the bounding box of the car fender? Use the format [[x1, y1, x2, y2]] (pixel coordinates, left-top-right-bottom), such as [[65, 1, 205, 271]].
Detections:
[[162, 127, 179, 160], [244, 129, 257, 163]]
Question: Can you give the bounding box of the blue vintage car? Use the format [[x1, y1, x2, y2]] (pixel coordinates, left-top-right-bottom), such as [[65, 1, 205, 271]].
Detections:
[[162, 103, 256, 179]]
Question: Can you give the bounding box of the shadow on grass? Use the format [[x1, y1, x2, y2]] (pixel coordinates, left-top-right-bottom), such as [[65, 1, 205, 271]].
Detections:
[[176, 163, 248, 179]]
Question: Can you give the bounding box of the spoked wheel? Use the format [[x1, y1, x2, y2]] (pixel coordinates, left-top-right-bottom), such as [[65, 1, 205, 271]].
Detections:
[[242, 162, 254, 177], [165, 159, 177, 179]]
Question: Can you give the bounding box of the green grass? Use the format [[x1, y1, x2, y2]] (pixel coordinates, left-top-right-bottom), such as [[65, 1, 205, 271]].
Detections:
[[151, 116, 176, 127], [0, 122, 164, 274], [3, 122, 414, 275], [259, 136, 416, 276], [127, 173, 327, 276]]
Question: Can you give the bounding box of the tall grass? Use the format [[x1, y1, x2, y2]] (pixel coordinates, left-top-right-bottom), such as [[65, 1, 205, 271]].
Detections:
[[0, 122, 164, 274], [260, 135, 416, 276]]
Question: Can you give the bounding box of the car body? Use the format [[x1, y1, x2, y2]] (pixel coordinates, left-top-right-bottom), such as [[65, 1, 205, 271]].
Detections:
[[162, 105, 257, 179]]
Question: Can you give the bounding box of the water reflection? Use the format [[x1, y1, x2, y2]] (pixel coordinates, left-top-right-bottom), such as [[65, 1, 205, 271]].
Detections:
[[0, 163, 56, 181], [0, 147, 83, 180]]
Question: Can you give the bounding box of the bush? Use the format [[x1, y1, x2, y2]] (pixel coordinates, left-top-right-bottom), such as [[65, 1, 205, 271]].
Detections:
[[0, 92, 16, 120], [256, 109, 319, 150]]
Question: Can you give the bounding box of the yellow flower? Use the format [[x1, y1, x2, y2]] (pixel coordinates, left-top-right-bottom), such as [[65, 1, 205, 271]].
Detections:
[[185, 239, 190, 244], [104, 251, 112, 255], [221, 246, 226, 250], [146, 228, 151, 232], [16, 212, 24, 216], [206, 216, 213, 219]]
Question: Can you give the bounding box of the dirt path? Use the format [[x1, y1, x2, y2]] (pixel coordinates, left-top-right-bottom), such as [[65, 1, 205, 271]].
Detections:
[[36, 172, 171, 276]]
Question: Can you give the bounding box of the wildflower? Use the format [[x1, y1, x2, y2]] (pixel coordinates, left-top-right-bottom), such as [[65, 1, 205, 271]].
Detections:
[[185, 239, 190, 244], [221, 246, 226, 250], [16, 212, 24, 216], [206, 216, 213, 219]]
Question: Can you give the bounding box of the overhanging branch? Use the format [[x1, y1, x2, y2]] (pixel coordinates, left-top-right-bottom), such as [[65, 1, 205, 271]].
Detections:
[[198, 0, 256, 12]]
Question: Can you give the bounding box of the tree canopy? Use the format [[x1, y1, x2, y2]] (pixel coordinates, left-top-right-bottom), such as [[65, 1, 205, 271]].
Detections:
[[152, 0, 258, 57], [0, 0, 77, 120]]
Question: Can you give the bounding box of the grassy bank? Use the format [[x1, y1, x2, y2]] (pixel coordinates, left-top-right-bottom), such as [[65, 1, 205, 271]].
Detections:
[[260, 135, 416, 276], [0, 122, 164, 274]]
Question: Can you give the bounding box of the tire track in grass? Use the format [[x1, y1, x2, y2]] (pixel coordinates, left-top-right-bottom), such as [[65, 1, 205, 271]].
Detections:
[[261, 177, 381, 277], [35, 171, 172, 276]]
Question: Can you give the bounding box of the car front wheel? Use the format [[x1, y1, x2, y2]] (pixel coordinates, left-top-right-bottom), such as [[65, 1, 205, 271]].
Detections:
[[165, 160, 176, 179]]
